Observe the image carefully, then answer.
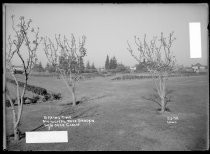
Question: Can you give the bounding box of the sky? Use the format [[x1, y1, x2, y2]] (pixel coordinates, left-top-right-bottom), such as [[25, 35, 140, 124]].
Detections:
[[4, 3, 209, 68]]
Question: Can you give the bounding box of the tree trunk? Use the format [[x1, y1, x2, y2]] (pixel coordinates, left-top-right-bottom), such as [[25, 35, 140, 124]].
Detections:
[[13, 124, 19, 141], [12, 105, 19, 140], [7, 92, 20, 141], [159, 75, 166, 113], [15, 80, 27, 137], [160, 96, 165, 113], [71, 84, 76, 106]]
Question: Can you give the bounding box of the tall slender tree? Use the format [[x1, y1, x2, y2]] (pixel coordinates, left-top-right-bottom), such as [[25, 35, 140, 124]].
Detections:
[[86, 61, 91, 70], [112, 56, 117, 69], [105, 55, 110, 70], [91, 62, 96, 69], [79, 57, 85, 73]]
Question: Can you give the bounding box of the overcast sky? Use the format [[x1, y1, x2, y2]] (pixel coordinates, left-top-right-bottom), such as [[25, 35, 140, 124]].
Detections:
[[4, 3, 208, 68]]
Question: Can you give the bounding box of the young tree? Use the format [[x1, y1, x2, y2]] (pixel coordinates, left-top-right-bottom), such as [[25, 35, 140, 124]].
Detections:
[[38, 61, 45, 72], [33, 61, 44, 72], [91, 62, 96, 70], [45, 62, 50, 71], [86, 61, 91, 70], [109, 57, 113, 69], [135, 59, 147, 72], [127, 32, 176, 113], [112, 56, 117, 69], [43, 34, 87, 106], [109, 56, 117, 69], [116, 63, 128, 73], [105, 55, 110, 70], [6, 15, 41, 140], [79, 57, 85, 73], [45, 62, 56, 73]]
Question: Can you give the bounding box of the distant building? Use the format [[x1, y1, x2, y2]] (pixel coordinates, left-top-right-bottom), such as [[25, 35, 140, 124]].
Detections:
[[191, 63, 208, 73], [184, 67, 194, 73], [130, 66, 136, 73], [13, 65, 24, 74], [98, 67, 105, 72]]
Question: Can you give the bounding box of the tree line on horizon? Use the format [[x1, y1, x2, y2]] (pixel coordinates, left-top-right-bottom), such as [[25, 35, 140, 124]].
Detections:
[[33, 57, 97, 73]]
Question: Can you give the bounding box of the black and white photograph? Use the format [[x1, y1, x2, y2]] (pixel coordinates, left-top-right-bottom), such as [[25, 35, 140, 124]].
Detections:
[[2, 3, 209, 151]]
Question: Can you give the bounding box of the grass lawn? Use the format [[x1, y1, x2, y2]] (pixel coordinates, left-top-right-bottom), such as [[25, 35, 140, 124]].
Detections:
[[6, 75, 209, 151]]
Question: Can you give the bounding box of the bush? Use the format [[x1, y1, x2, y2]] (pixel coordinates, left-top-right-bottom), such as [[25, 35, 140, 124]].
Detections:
[[44, 93, 52, 101], [112, 75, 155, 80], [31, 95, 40, 104], [52, 93, 62, 100], [30, 86, 47, 95], [6, 78, 48, 96], [84, 69, 98, 73]]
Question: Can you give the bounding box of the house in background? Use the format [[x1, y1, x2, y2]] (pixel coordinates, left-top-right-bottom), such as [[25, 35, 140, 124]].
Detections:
[[184, 67, 194, 73], [130, 66, 136, 73], [12, 65, 24, 74], [98, 67, 105, 72], [191, 63, 208, 73]]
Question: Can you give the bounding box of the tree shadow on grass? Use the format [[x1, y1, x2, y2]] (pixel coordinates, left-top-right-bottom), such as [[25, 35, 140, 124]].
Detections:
[[142, 88, 175, 112], [10, 94, 108, 141], [60, 94, 110, 106], [7, 130, 26, 141], [29, 96, 102, 133]]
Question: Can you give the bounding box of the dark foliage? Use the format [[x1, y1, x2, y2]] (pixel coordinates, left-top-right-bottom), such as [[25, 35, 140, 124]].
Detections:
[[6, 78, 48, 96], [52, 93, 62, 100]]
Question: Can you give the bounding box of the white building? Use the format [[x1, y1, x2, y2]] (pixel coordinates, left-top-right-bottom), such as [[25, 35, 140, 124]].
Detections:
[[192, 63, 207, 73], [130, 66, 136, 73]]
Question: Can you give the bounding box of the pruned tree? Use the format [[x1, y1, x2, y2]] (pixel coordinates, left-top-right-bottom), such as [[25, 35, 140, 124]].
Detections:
[[43, 34, 87, 106], [127, 32, 176, 113], [5, 15, 41, 140]]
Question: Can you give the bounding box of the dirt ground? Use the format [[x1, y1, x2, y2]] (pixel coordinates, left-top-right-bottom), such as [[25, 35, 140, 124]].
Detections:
[[6, 75, 209, 151]]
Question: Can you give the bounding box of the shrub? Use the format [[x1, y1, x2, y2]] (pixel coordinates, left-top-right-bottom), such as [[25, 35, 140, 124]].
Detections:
[[31, 95, 40, 104], [30, 86, 47, 95], [51, 93, 62, 100], [6, 78, 48, 96], [44, 93, 51, 101]]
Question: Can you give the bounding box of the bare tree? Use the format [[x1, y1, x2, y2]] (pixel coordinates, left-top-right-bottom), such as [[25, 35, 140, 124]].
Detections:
[[5, 15, 41, 140], [127, 32, 176, 113], [43, 34, 87, 106]]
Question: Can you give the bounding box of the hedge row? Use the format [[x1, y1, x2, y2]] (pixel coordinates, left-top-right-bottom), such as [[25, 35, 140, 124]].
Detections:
[[6, 78, 48, 96], [6, 92, 62, 107], [111, 73, 206, 80], [112, 75, 155, 80]]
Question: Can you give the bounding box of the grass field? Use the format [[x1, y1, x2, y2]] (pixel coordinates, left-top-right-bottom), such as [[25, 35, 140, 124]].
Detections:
[[6, 75, 209, 151]]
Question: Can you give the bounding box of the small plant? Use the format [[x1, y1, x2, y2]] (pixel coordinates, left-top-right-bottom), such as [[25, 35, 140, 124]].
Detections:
[[51, 93, 62, 100], [44, 93, 52, 101], [31, 95, 40, 104]]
